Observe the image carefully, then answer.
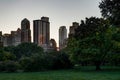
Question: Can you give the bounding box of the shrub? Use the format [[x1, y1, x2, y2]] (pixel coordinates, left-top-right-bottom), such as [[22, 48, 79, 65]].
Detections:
[[3, 61, 19, 72], [52, 52, 73, 69], [0, 62, 5, 72], [19, 57, 33, 72]]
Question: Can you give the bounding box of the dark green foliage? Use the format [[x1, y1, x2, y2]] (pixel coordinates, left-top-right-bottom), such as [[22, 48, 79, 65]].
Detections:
[[19, 51, 73, 72], [0, 62, 5, 71], [52, 51, 73, 69], [19, 54, 53, 72], [13, 43, 43, 59], [0, 49, 16, 61], [99, 0, 120, 26], [75, 17, 109, 39], [67, 17, 120, 70], [109, 53, 120, 66], [19, 57, 33, 72], [0, 61, 19, 72], [3, 46, 15, 54], [4, 60, 19, 72]]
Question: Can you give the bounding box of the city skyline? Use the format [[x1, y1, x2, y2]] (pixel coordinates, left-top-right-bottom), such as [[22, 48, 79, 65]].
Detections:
[[0, 0, 101, 46]]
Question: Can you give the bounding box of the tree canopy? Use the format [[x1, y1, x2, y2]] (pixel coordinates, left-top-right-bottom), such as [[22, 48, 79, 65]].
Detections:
[[67, 17, 120, 70], [99, 0, 120, 26]]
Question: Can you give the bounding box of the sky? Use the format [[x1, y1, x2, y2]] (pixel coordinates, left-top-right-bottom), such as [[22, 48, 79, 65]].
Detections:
[[0, 0, 101, 47]]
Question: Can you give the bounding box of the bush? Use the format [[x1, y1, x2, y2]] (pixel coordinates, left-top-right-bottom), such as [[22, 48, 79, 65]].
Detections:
[[19, 52, 73, 72], [52, 52, 73, 69], [19, 57, 33, 72], [0, 62, 5, 72], [19, 53, 54, 72], [0, 61, 20, 72], [4, 60, 20, 72]]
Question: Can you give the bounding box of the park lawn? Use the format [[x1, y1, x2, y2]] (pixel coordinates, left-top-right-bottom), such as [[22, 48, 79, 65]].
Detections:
[[0, 66, 120, 80]]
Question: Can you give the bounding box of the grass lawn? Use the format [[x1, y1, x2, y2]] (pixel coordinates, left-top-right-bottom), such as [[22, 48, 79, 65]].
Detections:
[[0, 66, 120, 80]]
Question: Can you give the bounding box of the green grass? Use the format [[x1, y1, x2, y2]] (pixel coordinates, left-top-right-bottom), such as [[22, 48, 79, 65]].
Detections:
[[0, 66, 120, 80]]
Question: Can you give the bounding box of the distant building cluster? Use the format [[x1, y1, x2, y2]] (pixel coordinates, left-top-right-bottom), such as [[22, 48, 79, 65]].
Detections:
[[0, 16, 79, 51], [58, 22, 79, 50]]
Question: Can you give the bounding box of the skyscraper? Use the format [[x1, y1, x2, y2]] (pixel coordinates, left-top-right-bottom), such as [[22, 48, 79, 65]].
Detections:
[[21, 18, 31, 43], [33, 17, 50, 51], [59, 26, 67, 50]]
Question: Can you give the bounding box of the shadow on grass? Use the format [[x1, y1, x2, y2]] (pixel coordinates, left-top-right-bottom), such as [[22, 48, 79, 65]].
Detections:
[[73, 66, 120, 72]]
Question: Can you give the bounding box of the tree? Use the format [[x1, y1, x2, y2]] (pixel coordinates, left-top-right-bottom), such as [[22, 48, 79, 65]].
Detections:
[[67, 17, 118, 70], [13, 43, 43, 59], [0, 49, 16, 61], [99, 0, 120, 26]]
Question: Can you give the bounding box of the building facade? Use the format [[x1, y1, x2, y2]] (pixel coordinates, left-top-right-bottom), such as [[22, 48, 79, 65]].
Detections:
[[0, 31, 3, 47], [3, 34, 12, 47], [50, 39, 57, 51], [33, 17, 50, 51], [21, 18, 31, 43], [69, 22, 79, 37], [11, 28, 21, 46], [59, 26, 67, 50], [2, 28, 21, 47]]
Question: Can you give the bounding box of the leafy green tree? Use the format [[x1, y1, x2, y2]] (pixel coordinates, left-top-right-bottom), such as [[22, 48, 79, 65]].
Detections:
[[13, 43, 43, 59], [0, 49, 16, 61], [4, 60, 19, 72], [99, 0, 120, 26], [67, 17, 119, 70], [52, 51, 73, 69]]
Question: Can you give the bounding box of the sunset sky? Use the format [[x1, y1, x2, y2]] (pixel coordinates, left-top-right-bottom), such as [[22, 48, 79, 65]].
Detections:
[[0, 0, 101, 46]]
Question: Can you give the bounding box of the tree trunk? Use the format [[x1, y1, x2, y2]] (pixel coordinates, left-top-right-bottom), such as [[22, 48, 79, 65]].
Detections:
[[95, 61, 101, 71]]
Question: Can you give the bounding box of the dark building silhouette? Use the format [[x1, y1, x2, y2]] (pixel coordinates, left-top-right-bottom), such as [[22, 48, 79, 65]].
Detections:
[[69, 22, 79, 37], [59, 26, 67, 50], [50, 39, 57, 51], [0, 31, 3, 47], [33, 17, 50, 51], [21, 18, 31, 43]]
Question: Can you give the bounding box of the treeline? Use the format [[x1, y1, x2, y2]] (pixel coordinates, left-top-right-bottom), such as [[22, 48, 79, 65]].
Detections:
[[0, 0, 120, 72], [0, 43, 73, 72]]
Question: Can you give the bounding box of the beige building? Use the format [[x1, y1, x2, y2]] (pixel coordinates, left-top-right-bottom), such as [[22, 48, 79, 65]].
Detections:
[[59, 26, 67, 50]]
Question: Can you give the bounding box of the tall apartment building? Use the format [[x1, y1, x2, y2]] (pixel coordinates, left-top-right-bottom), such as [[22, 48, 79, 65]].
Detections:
[[21, 18, 31, 43], [3, 34, 12, 47], [11, 28, 21, 46], [0, 31, 3, 47], [59, 26, 67, 50], [69, 22, 79, 37], [2, 28, 21, 47], [33, 17, 50, 51]]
